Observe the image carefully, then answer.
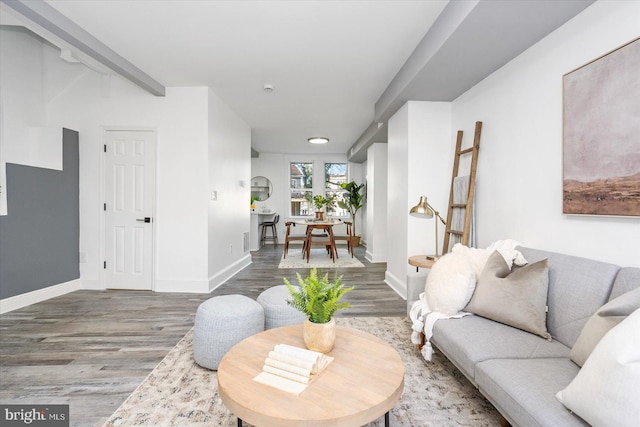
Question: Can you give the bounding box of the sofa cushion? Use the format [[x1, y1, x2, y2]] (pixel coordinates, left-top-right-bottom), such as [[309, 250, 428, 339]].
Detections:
[[570, 287, 640, 366], [609, 267, 640, 301], [517, 247, 620, 347], [476, 358, 588, 427], [431, 315, 569, 384], [465, 251, 551, 340], [557, 309, 640, 427]]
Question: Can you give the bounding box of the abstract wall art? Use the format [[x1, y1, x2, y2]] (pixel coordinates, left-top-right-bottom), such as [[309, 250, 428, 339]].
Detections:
[[563, 37, 640, 216]]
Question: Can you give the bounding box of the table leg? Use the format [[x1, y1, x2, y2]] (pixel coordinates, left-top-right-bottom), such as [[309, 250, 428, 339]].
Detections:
[[237, 418, 242, 427], [385, 411, 390, 427]]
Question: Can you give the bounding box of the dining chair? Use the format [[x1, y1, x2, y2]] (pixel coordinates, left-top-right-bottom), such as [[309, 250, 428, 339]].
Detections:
[[283, 221, 306, 258], [332, 221, 354, 258], [260, 214, 279, 246]]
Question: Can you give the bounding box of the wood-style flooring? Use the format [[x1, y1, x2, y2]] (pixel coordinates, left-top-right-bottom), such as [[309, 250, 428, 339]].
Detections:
[[0, 244, 405, 427]]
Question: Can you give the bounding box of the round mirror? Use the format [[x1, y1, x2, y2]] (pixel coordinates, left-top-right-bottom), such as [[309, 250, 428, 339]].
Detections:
[[251, 176, 273, 201]]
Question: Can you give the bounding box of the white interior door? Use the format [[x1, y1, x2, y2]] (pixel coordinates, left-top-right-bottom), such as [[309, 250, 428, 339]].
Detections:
[[104, 130, 155, 290]]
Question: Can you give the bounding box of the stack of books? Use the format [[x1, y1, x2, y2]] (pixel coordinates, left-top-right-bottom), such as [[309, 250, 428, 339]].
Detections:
[[253, 344, 334, 395]]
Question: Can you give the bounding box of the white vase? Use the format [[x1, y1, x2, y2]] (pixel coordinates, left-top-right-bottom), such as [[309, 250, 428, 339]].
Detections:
[[303, 318, 336, 353]]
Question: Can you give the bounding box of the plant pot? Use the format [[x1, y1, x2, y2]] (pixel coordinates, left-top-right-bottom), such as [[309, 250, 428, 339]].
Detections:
[[303, 318, 336, 353], [350, 235, 361, 247], [315, 211, 325, 221]]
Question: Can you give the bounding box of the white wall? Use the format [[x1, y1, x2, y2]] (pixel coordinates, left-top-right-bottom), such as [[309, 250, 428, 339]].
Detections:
[[386, 104, 409, 296], [386, 101, 452, 297], [347, 161, 365, 240], [208, 89, 252, 289], [451, 0, 640, 267], [46, 71, 212, 291], [3, 26, 254, 297], [365, 143, 388, 262], [0, 27, 85, 215]]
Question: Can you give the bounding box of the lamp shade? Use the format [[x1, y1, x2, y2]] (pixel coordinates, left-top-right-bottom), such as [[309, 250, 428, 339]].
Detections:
[[409, 196, 434, 218]]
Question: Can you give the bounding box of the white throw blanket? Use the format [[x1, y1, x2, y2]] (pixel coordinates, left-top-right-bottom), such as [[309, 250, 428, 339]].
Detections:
[[410, 239, 528, 361]]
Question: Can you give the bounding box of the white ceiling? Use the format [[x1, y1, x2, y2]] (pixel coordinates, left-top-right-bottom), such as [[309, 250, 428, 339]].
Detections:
[[2, 0, 595, 159], [42, 0, 449, 155]]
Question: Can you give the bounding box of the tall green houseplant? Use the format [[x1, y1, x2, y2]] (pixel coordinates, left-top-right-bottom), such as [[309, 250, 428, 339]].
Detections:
[[338, 181, 365, 237]]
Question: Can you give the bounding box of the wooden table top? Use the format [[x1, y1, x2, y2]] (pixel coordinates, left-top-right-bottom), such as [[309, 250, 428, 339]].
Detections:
[[408, 255, 437, 269], [296, 218, 343, 226], [217, 324, 405, 427]]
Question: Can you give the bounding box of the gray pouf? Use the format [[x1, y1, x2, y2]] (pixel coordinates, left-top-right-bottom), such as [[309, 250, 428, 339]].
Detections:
[[193, 294, 264, 370], [257, 285, 307, 329]]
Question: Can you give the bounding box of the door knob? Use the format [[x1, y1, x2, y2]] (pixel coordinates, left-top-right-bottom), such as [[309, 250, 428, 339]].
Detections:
[[136, 217, 152, 223]]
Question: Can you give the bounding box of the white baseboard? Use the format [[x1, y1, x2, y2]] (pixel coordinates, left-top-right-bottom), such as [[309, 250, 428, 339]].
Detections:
[[154, 278, 211, 293], [384, 270, 407, 300], [0, 279, 83, 314], [154, 254, 252, 294], [209, 254, 252, 292], [365, 250, 387, 263]]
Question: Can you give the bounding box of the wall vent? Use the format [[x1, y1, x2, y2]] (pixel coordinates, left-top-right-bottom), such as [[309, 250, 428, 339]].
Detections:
[[243, 232, 250, 253]]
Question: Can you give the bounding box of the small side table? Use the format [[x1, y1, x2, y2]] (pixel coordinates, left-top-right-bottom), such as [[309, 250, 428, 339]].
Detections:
[[408, 255, 437, 272]]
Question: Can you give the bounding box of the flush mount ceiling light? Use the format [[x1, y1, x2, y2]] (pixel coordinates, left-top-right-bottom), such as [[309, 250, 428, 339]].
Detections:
[[263, 84, 274, 93], [308, 137, 329, 144]]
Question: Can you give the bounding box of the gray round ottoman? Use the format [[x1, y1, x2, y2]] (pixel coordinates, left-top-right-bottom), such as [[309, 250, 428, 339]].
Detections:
[[193, 294, 264, 370], [257, 285, 307, 329]]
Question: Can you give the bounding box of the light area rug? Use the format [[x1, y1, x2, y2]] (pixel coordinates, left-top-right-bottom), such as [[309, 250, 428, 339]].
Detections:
[[103, 317, 500, 427], [278, 245, 364, 268]]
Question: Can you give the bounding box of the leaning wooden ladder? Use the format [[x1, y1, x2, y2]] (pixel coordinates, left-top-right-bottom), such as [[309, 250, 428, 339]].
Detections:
[[442, 121, 482, 254]]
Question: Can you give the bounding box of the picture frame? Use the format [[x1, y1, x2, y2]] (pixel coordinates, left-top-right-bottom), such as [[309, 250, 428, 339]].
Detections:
[[562, 37, 640, 216]]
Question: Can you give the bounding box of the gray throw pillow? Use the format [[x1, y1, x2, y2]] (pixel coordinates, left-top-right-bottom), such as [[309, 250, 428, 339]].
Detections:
[[465, 250, 551, 340], [570, 287, 640, 367]]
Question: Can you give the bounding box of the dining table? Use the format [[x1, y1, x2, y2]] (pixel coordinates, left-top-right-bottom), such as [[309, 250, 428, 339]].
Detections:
[[295, 218, 342, 262]]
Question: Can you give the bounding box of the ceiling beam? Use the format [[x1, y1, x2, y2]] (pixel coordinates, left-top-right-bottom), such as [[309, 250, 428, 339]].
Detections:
[[348, 0, 595, 163], [373, 0, 478, 124], [1, 0, 165, 96]]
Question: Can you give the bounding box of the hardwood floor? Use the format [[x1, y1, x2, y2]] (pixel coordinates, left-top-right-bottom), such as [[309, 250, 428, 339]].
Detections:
[[0, 244, 405, 427]]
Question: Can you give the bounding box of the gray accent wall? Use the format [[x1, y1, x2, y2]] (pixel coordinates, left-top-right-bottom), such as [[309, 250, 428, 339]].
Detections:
[[0, 128, 80, 300]]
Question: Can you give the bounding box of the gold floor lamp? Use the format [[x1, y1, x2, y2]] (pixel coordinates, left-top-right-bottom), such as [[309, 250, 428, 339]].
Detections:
[[409, 196, 446, 260]]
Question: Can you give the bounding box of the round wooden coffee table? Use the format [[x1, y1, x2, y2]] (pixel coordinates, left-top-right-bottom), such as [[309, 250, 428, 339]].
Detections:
[[218, 324, 405, 427]]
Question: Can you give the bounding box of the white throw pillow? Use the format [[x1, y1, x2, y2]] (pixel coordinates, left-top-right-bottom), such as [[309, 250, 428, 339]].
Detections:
[[556, 308, 640, 427], [425, 250, 476, 316], [570, 287, 640, 367]]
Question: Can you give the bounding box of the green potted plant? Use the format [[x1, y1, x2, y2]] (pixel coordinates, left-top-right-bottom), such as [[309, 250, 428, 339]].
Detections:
[[312, 194, 336, 220], [284, 268, 354, 352], [337, 181, 365, 245], [250, 194, 258, 210]]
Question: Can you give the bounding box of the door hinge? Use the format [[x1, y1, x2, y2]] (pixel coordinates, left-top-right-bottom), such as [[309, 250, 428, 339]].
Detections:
[[103, 261, 106, 269], [104, 144, 107, 153], [104, 203, 106, 211]]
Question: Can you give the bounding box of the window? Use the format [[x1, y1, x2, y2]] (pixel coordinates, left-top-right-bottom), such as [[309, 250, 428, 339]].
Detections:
[[325, 163, 348, 217], [288, 161, 349, 217], [290, 162, 313, 216]]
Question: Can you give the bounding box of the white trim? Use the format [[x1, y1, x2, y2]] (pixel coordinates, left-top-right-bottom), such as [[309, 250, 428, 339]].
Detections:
[[154, 254, 252, 294], [154, 278, 210, 294], [209, 254, 252, 292], [384, 270, 407, 300], [0, 279, 82, 314]]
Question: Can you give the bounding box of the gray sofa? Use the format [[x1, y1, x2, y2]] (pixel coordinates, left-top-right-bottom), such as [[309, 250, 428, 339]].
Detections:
[[407, 246, 640, 427]]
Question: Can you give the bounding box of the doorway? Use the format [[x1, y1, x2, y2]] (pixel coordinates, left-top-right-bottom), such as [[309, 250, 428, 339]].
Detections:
[[103, 129, 156, 290]]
